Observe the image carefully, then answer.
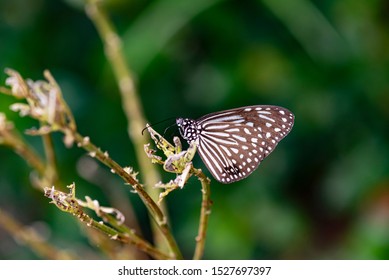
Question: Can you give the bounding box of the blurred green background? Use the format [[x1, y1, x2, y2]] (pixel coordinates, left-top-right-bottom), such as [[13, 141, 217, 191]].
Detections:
[[1, 0, 389, 259]]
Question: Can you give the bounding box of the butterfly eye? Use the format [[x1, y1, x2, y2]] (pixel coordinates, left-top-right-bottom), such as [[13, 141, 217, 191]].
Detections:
[[176, 105, 294, 183]]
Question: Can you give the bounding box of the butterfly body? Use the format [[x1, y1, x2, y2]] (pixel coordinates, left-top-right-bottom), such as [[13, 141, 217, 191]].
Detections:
[[176, 105, 294, 184]]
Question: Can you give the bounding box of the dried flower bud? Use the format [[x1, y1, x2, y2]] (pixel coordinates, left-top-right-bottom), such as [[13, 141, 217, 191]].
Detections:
[[5, 69, 29, 98], [3, 69, 77, 137]]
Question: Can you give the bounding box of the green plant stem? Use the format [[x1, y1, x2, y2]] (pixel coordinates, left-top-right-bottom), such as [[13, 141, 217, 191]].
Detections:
[[0, 208, 76, 259], [73, 131, 182, 259], [80, 211, 172, 260], [85, 0, 168, 253], [45, 184, 171, 260], [1, 130, 46, 181], [41, 133, 58, 186], [192, 168, 212, 260]]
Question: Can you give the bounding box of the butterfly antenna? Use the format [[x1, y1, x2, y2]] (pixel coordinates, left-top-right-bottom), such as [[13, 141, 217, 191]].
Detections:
[[141, 117, 176, 135], [162, 122, 178, 137]]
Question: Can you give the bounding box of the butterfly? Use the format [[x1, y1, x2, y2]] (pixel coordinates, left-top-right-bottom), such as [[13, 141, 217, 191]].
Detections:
[[176, 105, 294, 183]]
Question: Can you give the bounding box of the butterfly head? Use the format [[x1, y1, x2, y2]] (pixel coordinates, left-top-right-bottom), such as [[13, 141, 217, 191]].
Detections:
[[176, 118, 200, 143]]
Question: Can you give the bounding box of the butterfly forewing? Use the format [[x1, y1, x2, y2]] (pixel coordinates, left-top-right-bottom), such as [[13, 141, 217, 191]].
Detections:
[[177, 105, 294, 183]]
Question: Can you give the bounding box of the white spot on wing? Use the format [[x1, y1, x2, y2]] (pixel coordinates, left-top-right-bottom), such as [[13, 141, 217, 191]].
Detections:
[[244, 128, 251, 135]]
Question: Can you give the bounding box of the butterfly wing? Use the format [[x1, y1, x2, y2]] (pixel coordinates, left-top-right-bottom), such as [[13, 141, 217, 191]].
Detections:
[[196, 105, 294, 183]]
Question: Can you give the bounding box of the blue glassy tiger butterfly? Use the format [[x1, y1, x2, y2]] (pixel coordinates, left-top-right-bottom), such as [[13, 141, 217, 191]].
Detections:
[[176, 105, 294, 183]]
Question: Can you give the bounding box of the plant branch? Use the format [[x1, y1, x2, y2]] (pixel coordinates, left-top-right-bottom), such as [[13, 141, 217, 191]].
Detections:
[[41, 133, 58, 185], [0, 208, 76, 259], [72, 131, 182, 259], [0, 113, 46, 183], [145, 125, 213, 259], [44, 185, 172, 260], [192, 168, 212, 260], [2, 68, 182, 259], [85, 0, 168, 253]]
